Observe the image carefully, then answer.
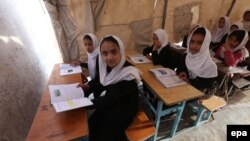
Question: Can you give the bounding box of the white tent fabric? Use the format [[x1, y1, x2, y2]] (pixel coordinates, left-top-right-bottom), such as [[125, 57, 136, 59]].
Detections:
[[44, 0, 95, 62]]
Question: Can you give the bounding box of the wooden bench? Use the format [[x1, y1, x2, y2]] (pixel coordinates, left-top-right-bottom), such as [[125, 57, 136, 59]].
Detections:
[[126, 110, 155, 141], [194, 95, 226, 126]]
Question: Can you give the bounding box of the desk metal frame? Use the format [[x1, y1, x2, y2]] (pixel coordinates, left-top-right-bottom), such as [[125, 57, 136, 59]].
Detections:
[[127, 51, 203, 140]]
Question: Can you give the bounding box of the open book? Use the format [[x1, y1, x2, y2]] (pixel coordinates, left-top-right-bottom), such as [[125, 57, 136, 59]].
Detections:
[[128, 54, 152, 64], [150, 68, 187, 88], [60, 64, 82, 76], [48, 83, 93, 113]]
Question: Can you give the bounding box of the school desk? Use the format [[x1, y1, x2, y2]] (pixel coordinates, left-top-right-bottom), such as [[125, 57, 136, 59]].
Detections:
[[26, 64, 88, 141], [126, 51, 203, 141], [216, 62, 250, 101]]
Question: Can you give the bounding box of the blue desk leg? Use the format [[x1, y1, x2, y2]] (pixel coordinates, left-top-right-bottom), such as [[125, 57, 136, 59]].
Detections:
[[170, 101, 186, 137], [194, 107, 212, 126], [194, 107, 205, 126], [153, 100, 163, 141]]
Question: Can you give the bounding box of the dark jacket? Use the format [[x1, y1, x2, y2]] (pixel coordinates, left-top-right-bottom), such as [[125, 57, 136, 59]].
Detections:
[[143, 44, 181, 70], [88, 61, 139, 141], [81, 55, 101, 98]]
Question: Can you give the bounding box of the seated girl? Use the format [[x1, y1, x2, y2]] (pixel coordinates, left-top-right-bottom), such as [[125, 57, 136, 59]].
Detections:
[[72, 33, 101, 98], [210, 16, 230, 48], [71, 33, 99, 80], [177, 27, 218, 93], [86, 35, 141, 141], [214, 29, 249, 67], [143, 29, 181, 70], [242, 9, 250, 31]]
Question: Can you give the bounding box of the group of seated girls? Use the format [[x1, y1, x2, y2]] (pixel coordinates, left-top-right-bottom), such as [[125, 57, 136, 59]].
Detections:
[[210, 10, 250, 50], [143, 27, 217, 94], [69, 12, 250, 140]]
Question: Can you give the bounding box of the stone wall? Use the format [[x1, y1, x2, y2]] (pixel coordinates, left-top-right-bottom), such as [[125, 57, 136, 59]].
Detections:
[[0, 0, 62, 140]]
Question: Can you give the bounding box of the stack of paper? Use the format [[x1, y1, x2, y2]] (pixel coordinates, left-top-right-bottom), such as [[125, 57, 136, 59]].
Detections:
[[60, 64, 82, 76], [48, 83, 93, 112]]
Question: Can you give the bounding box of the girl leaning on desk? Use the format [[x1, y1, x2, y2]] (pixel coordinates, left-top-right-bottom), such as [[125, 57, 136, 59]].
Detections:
[[214, 29, 249, 67], [177, 26, 218, 96], [82, 35, 141, 141], [143, 28, 181, 70]]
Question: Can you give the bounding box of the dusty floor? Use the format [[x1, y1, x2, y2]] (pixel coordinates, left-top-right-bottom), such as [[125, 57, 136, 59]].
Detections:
[[152, 89, 250, 141]]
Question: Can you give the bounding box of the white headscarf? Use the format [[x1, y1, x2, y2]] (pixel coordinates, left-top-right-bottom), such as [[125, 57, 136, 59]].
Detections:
[[231, 21, 243, 30], [186, 27, 218, 79], [84, 33, 99, 79], [220, 29, 249, 58], [242, 9, 250, 31], [153, 29, 168, 54], [211, 16, 230, 43], [99, 35, 141, 86]]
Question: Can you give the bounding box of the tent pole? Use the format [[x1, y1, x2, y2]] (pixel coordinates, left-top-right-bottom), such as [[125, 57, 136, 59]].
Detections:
[[161, 0, 168, 29]]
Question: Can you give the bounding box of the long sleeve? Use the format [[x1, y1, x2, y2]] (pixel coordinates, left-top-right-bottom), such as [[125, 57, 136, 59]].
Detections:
[[214, 46, 244, 67], [152, 50, 160, 65], [176, 54, 188, 74], [152, 45, 181, 70], [214, 46, 222, 59], [224, 50, 243, 67], [80, 62, 88, 68], [143, 45, 153, 56]]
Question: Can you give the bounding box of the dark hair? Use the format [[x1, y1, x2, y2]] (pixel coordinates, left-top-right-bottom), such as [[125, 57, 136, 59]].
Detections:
[[100, 36, 119, 48], [228, 30, 245, 42], [83, 35, 92, 41], [192, 27, 206, 37], [244, 11, 250, 16]]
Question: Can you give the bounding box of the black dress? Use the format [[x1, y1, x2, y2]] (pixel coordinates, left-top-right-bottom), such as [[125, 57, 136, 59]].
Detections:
[[88, 62, 139, 141], [143, 44, 181, 70]]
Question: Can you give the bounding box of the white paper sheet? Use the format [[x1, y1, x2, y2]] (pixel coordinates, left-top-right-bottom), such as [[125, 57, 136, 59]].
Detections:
[[60, 64, 82, 76]]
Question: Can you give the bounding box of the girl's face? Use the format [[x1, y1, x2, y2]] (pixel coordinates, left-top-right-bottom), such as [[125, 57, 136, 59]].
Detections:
[[218, 18, 226, 28], [230, 25, 239, 31], [227, 36, 240, 49], [153, 33, 161, 48], [243, 11, 250, 22], [189, 33, 204, 54], [84, 39, 94, 53], [100, 41, 121, 69]]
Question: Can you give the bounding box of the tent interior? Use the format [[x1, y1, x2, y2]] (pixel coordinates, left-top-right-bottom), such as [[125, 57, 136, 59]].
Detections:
[[0, 0, 249, 140]]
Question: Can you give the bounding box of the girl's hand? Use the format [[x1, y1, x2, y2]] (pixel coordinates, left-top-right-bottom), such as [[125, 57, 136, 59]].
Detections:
[[153, 44, 161, 51], [178, 72, 189, 82], [146, 54, 152, 60], [77, 83, 90, 91], [70, 61, 81, 66], [222, 42, 232, 51]]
